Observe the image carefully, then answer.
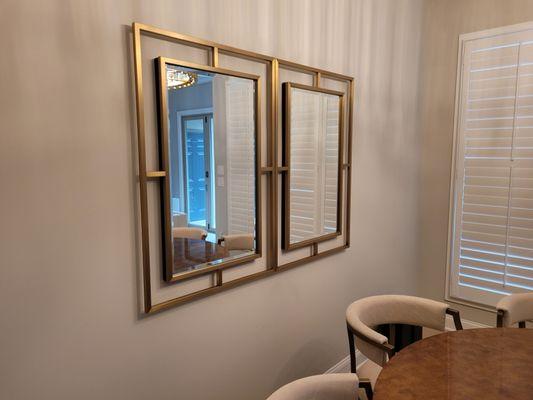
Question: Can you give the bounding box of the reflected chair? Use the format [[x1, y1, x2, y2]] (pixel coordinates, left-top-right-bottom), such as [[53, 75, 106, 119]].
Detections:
[[346, 295, 462, 399], [266, 373, 364, 400], [172, 227, 207, 240], [217, 233, 254, 251], [496, 293, 533, 328]]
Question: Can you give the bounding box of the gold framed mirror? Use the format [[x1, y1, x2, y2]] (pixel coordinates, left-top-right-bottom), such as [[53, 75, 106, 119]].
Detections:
[[132, 23, 354, 313], [155, 57, 262, 282], [282, 82, 344, 250]]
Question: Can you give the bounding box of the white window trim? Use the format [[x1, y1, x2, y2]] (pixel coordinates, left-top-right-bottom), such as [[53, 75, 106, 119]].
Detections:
[[446, 21, 533, 311]]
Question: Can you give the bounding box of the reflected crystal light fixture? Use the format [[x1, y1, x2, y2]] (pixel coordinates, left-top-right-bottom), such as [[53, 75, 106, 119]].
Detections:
[[167, 69, 197, 90]]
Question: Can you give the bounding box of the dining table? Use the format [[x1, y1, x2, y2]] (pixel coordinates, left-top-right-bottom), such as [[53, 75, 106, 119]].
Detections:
[[373, 327, 533, 400], [172, 237, 229, 275]]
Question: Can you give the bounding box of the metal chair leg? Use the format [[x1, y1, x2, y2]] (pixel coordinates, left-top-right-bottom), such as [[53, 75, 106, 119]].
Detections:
[[496, 310, 504, 327], [347, 324, 356, 373], [446, 308, 463, 330], [359, 378, 373, 400]]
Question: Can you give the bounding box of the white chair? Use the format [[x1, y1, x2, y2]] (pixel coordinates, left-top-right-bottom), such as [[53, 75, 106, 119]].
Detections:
[[496, 293, 533, 328], [172, 227, 207, 240], [266, 373, 362, 400], [217, 233, 254, 251], [345, 295, 462, 398]]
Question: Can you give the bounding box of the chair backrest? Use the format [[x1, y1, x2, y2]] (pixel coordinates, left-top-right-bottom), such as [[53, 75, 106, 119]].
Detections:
[[266, 374, 358, 400], [346, 295, 449, 366], [219, 233, 254, 251], [172, 227, 207, 240], [496, 293, 533, 327]]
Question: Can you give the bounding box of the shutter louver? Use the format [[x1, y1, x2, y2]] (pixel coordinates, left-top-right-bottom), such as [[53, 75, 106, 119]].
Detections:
[[451, 28, 533, 306]]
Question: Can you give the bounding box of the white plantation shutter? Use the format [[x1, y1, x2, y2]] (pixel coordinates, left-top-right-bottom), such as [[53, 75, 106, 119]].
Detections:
[[225, 77, 255, 235], [450, 26, 533, 306], [289, 88, 339, 244]]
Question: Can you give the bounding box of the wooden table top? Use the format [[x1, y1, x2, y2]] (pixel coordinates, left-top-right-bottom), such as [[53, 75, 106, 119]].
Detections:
[[172, 237, 229, 275], [374, 328, 533, 400]]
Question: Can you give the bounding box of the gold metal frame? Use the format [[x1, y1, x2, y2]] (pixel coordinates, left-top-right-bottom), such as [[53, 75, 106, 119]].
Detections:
[[281, 82, 345, 250], [132, 22, 355, 314], [155, 56, 262, 282]]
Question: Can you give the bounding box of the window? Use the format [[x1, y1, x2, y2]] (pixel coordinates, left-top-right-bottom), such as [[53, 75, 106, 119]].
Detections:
[[449, 23, 533, 307]]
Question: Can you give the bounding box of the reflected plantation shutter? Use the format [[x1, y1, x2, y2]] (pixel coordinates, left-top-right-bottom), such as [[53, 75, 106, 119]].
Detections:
[[289, 90, 340, 243], [226, 78, 255, 235], [323, 95, 340, 232], [450, 26, 533, 306], [290, 89, 320, 242]]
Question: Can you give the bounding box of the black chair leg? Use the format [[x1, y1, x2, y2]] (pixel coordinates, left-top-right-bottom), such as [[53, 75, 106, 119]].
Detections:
[[347, 324, 373, 399], [359, 379, 373, 400], [347, 324, 356, 373]]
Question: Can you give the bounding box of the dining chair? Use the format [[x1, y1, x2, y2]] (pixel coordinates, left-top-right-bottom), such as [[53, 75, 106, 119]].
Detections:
[[496, 293, 533, 328], [217, 233, 254, 251], [266, 373, 366, 400], [346, 295, 462, 399], [171, 227, 207, 240]]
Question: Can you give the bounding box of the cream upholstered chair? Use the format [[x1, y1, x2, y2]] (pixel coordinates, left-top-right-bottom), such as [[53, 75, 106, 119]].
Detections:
[[496, 293, 533, 328], [266, 373, 363, 400], [346, 295, 462, 396], [172, 227, 207, 240], [217, 233, 254, 251]]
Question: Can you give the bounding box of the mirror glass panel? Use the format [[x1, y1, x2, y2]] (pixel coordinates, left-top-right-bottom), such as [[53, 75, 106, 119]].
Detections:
[[283, 83, 342, 248], [160, 62, 258, 279]]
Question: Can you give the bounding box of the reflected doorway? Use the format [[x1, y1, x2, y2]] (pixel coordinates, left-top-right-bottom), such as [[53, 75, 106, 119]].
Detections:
[[181, 114, 216, 232]]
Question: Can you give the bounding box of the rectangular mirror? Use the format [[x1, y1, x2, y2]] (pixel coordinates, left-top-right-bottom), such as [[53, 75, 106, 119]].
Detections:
[[156, 57, 261, 282], [282, 82, 344, 250]]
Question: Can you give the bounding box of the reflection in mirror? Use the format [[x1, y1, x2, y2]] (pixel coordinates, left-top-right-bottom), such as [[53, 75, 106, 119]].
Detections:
[[282, 83, 343, 249], [157, 59, 259, 280]]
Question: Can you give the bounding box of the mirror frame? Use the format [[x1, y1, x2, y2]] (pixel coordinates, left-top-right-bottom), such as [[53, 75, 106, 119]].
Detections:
[[281, 82, 345, 250], [132, 22, 354, 314], [155, 56, 262, 282]]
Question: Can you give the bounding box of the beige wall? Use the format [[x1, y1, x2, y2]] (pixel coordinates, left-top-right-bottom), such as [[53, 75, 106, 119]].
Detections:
[[418, 0, 533, 325], [0, 1, 424, 399]]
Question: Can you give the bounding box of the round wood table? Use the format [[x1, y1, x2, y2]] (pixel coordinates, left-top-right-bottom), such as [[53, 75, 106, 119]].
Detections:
[[373, 328, 533, 400]]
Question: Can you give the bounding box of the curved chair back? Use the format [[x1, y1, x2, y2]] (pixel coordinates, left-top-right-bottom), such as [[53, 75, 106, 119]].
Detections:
[[218, 233, 254, 251], [496, 293, 533, 328], [172, 227, 207, 240], [266, 374, 358, 400], [346, 295, 461, 366]]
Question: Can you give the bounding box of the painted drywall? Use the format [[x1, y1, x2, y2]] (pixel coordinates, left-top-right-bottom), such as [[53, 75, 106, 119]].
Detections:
[[0, 1, 424, 399], [418, 0, 533, 325]]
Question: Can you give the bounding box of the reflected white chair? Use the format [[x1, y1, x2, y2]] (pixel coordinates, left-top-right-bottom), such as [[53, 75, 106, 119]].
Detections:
[[496, 293, 533, 328], [346, 295, 462, 398], [266, 373, 363, 400], [172, 227, 207, 240], [217, 233, 254, 251]]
